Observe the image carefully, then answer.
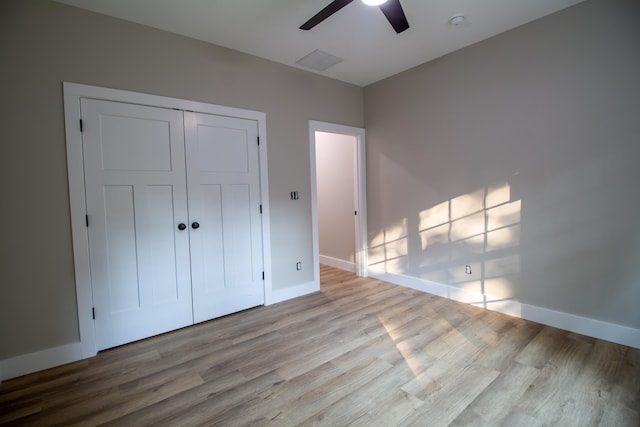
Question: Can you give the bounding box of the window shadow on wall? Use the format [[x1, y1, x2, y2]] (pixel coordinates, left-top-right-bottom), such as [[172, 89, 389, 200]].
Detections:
[[369, 180, 522, 312]]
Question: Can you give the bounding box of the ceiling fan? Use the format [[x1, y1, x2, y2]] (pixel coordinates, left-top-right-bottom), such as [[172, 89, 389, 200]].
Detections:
[[300, 0, 410, 34]]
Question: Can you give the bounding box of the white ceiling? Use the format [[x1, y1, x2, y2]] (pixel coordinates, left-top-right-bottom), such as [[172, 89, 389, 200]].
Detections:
[[54, 0, 586, 87]]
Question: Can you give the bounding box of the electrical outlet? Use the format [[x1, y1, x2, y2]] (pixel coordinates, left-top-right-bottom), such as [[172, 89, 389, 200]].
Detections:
[[296, 261, 302, 271], [465, 265, 472, 275]]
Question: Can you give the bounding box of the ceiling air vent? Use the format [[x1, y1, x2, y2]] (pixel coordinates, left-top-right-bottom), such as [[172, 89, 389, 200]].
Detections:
[[296, 49, 344, 72]]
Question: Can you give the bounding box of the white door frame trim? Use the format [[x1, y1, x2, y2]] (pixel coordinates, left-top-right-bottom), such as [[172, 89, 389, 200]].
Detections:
[[309, 121, 368, 280], [63, 82, 272, 360]]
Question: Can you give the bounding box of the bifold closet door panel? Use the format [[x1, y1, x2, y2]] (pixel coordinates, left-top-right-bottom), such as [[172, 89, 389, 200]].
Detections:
[[81, 99, 193, 350], [184, 112, 265, 323]]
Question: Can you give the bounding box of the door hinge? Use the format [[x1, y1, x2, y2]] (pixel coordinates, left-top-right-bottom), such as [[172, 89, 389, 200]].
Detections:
[[257, 136, 260, 146], [85, 215, 89, 227], [92, 307, 95, 319], [355, 210, 357, 215], [259, 204, 262, 214], [262, 272, 265, 280], [80, 119, 83, 132]]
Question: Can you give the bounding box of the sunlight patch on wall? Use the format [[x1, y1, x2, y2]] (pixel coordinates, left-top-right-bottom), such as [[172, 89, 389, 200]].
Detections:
[[419, 223, 449, 252], [486, 225, 520, 251], [484, 277, 517, 299], [486, 182, 511, 208], [419, 201, 449, 231], [369, 218, 409, 274], [452, 235, 485, 256], [451, 188, 484, 220], [451, 212, 485, 242], [487, 200, 521, 230]]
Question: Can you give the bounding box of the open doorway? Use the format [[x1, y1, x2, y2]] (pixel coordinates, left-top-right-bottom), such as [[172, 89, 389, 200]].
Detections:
[[309, 121, 367, 285]]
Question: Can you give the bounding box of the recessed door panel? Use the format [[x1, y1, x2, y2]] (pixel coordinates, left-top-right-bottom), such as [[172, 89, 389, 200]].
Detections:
[[190, 184, 225, 295], [103, 185, 139, 312], [100, 115, 173, 171], [197, 126, 249, 173], [140, 185, 181, 304], [225, 184, 254, 288]]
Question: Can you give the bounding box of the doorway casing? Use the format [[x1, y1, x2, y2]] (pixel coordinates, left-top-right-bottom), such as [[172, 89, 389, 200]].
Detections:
[[309, 120, 367, 282]]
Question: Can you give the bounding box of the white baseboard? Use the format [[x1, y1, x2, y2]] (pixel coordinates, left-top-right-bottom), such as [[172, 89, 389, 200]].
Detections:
[[1, 341, 93, 382], [368, 267, 640, 349], [3, 280, 320, 381], [319, 255, 355, 272], [266, 280, 319, 305]]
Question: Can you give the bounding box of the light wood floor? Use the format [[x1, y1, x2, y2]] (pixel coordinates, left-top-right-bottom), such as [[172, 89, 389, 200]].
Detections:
[[2, 265, 639, 426]]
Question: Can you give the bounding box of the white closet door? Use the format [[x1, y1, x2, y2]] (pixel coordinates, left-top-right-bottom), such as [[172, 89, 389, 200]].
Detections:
[[185, 112, 264, 323], [82, 99, 193, 350]]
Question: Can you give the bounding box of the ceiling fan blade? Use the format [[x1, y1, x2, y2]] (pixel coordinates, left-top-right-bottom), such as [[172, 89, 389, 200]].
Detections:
[[379, 0, 409, 33], [300, 0, 354, 30]]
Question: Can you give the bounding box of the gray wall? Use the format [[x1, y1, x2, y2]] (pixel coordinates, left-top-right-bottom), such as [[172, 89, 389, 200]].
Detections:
[[0, 0, 363, 360], [316, 132, 356, 263], [364, 0, 640, 328]]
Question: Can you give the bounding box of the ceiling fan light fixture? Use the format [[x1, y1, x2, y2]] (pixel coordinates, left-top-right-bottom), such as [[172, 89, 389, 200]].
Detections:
[[301, 0, 407, 34], [361, 0, 388, 6]]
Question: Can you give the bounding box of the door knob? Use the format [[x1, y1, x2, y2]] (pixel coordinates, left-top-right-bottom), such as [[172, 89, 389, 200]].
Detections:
[[177, 223, 186, 231], [191, 222, 200, 230]]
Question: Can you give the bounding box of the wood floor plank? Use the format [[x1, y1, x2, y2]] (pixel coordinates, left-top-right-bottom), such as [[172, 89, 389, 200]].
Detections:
[[204, 361, 345, 426], [297, 361, 420, 426], [399, 363, 501, 427], [1, 265, 638, 426], [275, 358, 396, 426], [514, 331, 596, 425], [472, 317, 544, 372], [597, 344, 640, 426], [513, 325, 570, 369], [98, 370, 248, 426], [346, 387, 422, 427], [163, 370, 286, 427], [449, 361, 541, 425]]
